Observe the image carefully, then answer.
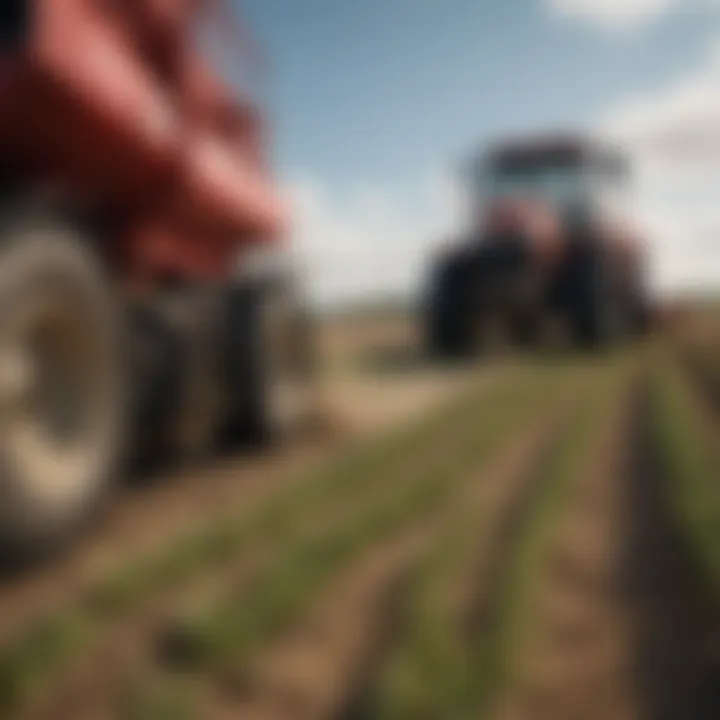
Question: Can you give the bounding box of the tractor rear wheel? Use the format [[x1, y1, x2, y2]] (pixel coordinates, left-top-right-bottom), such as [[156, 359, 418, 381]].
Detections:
[[225, 280, 316, 444], [570, 247, 627, 349], [0, 215, 125, 556], [510, 313, 541, 348]]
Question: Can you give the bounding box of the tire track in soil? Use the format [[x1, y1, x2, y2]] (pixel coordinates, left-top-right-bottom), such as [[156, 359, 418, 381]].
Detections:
[[673, 342, 720, 464], [622, 389, 720, 720], [335, 413, 574, 720], [492, 376, 639, 720], [0, 439, 333, 642], [493, 376, 720, 720], [333, 359, 625, 720], [11, 366, 528, 720], [208, 389, 577, 720], [0, 363, 495, 644]]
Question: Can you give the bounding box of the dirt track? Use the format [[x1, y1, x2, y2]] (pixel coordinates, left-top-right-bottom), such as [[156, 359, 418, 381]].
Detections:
[[493, 374, 720, 720], [0, 314, 718, 720], [0, 316, 488, 639], [622, 395, 720, 720]]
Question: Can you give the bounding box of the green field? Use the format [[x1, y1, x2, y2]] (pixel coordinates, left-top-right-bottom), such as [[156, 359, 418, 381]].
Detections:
[[0, 313, 718, 720]]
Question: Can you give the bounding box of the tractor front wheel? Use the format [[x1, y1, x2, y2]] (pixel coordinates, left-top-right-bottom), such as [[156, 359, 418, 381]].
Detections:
[[0, 215, 125, 557]]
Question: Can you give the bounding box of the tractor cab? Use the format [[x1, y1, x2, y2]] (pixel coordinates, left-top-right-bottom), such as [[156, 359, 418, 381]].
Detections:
[[472, 137, 630, 232]]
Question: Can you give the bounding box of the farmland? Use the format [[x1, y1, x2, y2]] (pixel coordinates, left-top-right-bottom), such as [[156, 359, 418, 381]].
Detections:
[[0, 310, 718, 720]]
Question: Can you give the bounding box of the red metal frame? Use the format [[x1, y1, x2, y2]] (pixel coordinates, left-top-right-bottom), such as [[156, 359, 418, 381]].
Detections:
[[0, 0, 286, 281]]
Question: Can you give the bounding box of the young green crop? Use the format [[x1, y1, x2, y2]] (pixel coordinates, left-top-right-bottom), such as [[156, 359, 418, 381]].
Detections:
[[0, 364, 566, 714], [475, 366, 628, 717], [117, 677, 197, 720], [363, 357, 632, 720], [161, 363, 576, 674], [91, 365, 532, 614], [649, 355, 720, 591]]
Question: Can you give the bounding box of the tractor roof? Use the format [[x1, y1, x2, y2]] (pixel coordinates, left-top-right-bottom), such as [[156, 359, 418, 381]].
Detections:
[[479, 133, 626, 171]]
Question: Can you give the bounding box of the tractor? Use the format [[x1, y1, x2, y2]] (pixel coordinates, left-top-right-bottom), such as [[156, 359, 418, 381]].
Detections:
[[424, 135, 650, 357], [0, 1, 314, 554]]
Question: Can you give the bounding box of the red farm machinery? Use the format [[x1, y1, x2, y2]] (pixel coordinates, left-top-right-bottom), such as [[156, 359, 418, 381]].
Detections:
[[0, 1, 313, 553]]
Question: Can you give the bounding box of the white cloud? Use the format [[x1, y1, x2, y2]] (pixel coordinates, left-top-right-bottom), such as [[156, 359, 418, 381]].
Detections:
[[546, 0, 719, 31], [287, 34, 720, 305], [602, 38, 720, 293], [547, 0, 675, 31], [286, 172, 462, 307]]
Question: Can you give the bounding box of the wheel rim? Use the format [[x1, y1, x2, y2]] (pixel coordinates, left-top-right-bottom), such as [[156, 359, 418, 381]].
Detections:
[[0, 286, 117, 510]]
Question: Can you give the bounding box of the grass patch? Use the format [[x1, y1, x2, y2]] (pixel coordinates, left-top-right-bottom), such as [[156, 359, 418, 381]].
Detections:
[[361, 356, 632, 719], [649, 354, 720, 591], [0, 363, 574, 713], [676, 338, 720, 414], [117, 676, 197, 720], [474, 365, 628, 716], [160, 363, 579, 675]]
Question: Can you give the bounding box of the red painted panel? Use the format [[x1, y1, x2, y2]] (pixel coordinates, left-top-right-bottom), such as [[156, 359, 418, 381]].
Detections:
[[0, 0, 287, 281], [180, 132, 286, 237]]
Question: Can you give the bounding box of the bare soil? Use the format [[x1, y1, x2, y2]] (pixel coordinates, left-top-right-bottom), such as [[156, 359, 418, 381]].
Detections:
[[2, 312, 718, 720], [622, 395, 720, 720], [493, 386, 720, 720], [210, 392, 575, 720], [0, 316, 478, 641]]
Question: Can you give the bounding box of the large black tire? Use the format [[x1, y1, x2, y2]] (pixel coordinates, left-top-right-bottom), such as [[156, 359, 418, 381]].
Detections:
[[0, 213, 125, 556], [425, 288, 487, 360], [128, 289, 223, 467], [424, 305, 466, 360], [628, 280, 652, 337], [224, 280, 316, 444], [569, 246, 628, 350], [510, 313, 542, 349], [423, 257, 472, 360]]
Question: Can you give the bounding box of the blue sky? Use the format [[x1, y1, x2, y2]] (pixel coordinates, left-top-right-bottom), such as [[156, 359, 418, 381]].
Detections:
[[235, 0, 720, 302]]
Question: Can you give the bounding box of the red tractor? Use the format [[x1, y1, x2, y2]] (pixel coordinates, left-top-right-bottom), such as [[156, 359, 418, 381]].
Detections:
[[0, 1, 313, 553], [424, 135, 650, 357]]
